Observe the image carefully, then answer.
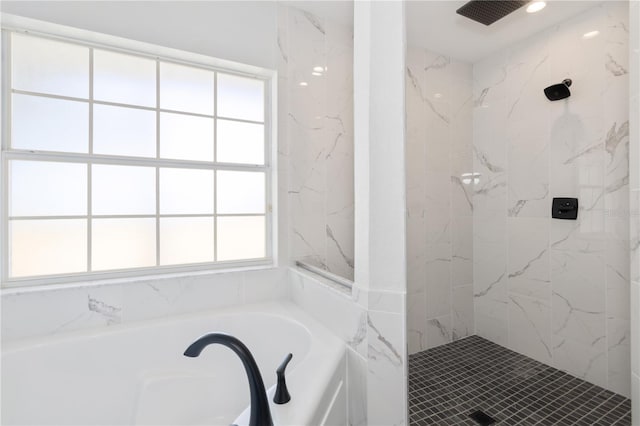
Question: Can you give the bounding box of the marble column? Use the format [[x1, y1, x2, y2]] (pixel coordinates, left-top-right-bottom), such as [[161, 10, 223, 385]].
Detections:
[[354, 1, 408, 424]]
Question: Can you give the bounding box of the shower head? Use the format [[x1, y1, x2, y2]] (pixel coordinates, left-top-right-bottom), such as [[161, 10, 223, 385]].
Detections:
[[544, 79, 572, 101]]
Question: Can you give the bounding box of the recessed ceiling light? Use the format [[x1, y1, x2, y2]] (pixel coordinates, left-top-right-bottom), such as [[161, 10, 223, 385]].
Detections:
[[312, 72, 322, 76], [313, 66, 324, 72], [526, 1, 546, 13], [299, 81, 308, 87], [582, 30, 600, 39]]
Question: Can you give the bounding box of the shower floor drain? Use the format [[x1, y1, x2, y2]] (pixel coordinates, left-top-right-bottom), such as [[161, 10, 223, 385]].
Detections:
[[469, 410, 496, 425]]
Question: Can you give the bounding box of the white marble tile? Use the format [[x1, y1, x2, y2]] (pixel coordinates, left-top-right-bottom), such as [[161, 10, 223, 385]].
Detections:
[[289, 268, 367, 357], [121, 273, 244, 322], [243, 267, 288, 304], [452, 285, 474, 341], [607, 316, 631, 397], [507, 217, 551, 301], [285, 6, 354, 280], [633, 373, 640, 426], [407, 210, 427, 295], [473, 50, 508, 106], [407, 291, 426, 354], [506, 122, 550, 218], [475, 308, 508, 346], [2, 284, 123, 341], [425, 172, 452, 244], [553, 334, 608, 389], [426, 315, 452, 349], [632, 281, 640, 376], [508, 294, 552, 364], [366, 310, 406, 426], [346, 347, 367, 426], [631, 191, 640, 283], [425, 243, 452, 319], [551, 251, 606, 346], [452, 215, 473, 287]]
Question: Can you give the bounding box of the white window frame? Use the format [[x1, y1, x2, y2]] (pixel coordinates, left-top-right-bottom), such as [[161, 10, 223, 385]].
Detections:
[[0, 14, 278, 288]]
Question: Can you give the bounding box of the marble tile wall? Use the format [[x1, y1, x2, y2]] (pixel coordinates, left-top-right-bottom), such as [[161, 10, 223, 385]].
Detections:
[[628, 0, 639, 420], [1, 268, 288, 342], [406, 46, 475, 354], [472, 2, 630, 397], [279, 6, 355, 281], [289, 268, 406, 426]]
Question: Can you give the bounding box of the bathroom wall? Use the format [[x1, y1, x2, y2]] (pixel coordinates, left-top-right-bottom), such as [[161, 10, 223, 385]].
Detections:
[[279, 6, 355, 280], [406, 47, 474, 354], [629, 0, 639, 420], [472, 2, 630, 396]]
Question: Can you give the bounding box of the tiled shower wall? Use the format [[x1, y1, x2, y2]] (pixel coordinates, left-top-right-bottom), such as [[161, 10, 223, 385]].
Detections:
[[278, 6, 355, 281], [629, 0, 639, 419], [406, 47, 474, 354], [472, 2, 630, 396]]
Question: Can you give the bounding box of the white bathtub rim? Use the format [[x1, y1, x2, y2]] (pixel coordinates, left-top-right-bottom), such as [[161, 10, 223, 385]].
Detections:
[[2, 301, 347, 426]]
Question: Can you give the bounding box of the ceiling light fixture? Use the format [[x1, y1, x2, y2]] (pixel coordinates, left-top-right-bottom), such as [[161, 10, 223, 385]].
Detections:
[[313, 66, 324, 72], [526, 1, 546, 13], [299, 81, 308, 87], [582, 30, 600, 39], [312, 72, 322, 76]]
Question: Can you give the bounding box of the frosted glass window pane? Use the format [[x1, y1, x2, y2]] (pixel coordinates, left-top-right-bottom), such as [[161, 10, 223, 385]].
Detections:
[[160, 63, 214, 115], [217, 73, 264, 122], [10, 161, 86, 216], [160, 113, 213, 161], [160, 168, 214, 214], [92, 165, 155, 215], [216, 171, 265, 214], [12, 33, 88, 98], [217, 119, 264, 165], [160, 217, 214, 265], [92, 218, 155, 271], [217, 216, 265, 261], [93, 105, 156, 158], [94, 49, 156, 107], [12, 94, 89, 153], [10, 219, 87, 278]]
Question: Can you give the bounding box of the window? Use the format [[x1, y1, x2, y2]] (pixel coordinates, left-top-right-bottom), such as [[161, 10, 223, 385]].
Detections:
[[2, 30, 274, 284]]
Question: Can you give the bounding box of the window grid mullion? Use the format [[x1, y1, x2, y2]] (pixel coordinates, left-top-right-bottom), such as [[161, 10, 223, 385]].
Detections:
[[155, 59, 161, 267], [87, 47, 94, 273], [2, 31, 13, 280], [213, 71, 218, 262]]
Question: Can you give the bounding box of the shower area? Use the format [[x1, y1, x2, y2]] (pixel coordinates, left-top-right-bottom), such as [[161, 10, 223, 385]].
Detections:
[[406, 1, 634, 424], [285, 0, 637, 424]]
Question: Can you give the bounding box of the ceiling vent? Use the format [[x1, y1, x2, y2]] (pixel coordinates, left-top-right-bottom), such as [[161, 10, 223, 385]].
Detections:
[[456, 0, 528, 26]]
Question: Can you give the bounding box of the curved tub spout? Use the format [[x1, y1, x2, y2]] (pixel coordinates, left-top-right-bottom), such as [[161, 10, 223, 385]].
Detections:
[[184, 333, 273, 426]]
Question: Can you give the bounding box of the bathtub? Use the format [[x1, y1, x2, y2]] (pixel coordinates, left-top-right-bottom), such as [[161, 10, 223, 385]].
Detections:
[[1, 301, 347, 425]]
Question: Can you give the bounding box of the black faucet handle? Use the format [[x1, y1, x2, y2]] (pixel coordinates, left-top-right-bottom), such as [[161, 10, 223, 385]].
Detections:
[[273, 353, 293, 404]]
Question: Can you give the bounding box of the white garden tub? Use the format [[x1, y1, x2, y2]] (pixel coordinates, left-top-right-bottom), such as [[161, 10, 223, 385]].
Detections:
[[1, 302, 346, 425]]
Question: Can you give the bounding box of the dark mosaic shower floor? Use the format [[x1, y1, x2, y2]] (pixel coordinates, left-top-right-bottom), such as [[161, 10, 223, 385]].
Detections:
[[409, 335, 632, 425]]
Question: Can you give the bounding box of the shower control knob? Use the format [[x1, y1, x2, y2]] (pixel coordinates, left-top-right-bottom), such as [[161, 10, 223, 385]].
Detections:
[[273, 353, 293, 404]]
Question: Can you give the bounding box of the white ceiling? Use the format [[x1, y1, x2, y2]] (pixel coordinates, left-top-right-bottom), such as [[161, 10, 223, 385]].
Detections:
[[286, 0, 605, 63], [406, 0, 604, 62]]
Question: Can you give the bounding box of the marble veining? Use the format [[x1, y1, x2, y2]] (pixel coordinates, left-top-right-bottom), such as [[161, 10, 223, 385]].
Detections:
[[407, 45, 474, 354], [473, 3, 630, 396], [282, 6, 354, 281]]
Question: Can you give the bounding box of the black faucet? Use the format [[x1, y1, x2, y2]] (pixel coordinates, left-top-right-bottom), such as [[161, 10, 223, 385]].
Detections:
[[183, 333, 273, 426]]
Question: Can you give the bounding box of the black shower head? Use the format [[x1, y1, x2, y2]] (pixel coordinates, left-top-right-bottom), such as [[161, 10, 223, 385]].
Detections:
[[544, 79, 572, 101]]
